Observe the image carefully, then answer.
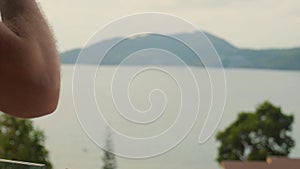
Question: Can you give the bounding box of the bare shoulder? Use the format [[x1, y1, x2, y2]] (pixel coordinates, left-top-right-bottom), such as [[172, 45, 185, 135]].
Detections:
[[0, 4, 60, 118]]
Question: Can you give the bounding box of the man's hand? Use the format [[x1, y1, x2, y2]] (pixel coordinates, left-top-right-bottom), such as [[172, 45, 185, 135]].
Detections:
[[0, 0, 60, 118]]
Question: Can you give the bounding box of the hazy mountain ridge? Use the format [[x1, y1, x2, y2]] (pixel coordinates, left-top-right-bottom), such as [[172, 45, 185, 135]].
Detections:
[[60, 32, 300, 70]]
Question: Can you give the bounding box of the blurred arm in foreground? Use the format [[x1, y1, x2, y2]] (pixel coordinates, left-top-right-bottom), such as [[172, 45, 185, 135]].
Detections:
[[0, 0, 60, 118]]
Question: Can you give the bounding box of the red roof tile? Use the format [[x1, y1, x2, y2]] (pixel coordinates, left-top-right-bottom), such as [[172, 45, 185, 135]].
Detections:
[[221, 157, 300, 169], [222, 161, 267, 169]]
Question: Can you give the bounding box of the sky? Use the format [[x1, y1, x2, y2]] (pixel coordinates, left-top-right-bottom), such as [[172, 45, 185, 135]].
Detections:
[[37, 0, 300, 52]]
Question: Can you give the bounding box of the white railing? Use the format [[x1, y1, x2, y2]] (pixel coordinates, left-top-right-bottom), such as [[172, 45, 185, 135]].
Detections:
[[0, 159, 46, 169]]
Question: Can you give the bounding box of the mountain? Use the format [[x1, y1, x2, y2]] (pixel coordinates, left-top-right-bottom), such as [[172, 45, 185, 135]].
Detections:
[[60, 32, 300, 70]]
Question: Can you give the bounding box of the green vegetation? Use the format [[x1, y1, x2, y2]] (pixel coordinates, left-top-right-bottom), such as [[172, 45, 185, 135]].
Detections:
[[102, 129, 117, 169], [0, 114, 52, 169], [216, 101, 295, 163]]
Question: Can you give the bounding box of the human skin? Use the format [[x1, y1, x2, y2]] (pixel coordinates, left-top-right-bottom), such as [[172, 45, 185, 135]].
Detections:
[[0, 0, 60, 118]]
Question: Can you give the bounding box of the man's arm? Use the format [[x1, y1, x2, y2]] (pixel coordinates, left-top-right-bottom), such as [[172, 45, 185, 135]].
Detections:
[[0, 0, 60, 118]]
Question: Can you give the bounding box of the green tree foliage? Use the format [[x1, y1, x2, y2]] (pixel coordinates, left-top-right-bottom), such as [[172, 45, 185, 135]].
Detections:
[[216, 101, 295, 163], [102, 129, 117, 169], [0, 114, 52, 169]]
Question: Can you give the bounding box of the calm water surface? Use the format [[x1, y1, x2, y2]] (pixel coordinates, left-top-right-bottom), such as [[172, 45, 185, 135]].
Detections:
[[34, 66, 300, 169]]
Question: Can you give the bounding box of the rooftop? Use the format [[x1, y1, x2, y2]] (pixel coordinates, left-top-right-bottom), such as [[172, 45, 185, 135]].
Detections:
[[221, 157, 300, 169]]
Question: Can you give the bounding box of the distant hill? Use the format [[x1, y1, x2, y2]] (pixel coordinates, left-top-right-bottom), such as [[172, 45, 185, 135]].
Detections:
[[60, 32, 300, 70]]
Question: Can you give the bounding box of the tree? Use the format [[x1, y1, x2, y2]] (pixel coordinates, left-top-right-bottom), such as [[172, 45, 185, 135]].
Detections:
[[0, 114, 52, 168], [102, 129, 117, 169], [216, 101, 295, 163]]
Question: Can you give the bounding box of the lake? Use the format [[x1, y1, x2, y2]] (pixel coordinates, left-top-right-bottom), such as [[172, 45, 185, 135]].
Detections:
[[33, 65, 300, 169]]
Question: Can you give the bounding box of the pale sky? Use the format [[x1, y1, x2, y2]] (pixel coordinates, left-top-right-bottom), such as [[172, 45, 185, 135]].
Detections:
[[37, 0, 300, 52]]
